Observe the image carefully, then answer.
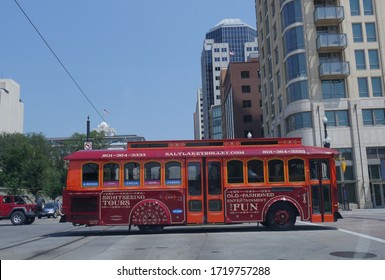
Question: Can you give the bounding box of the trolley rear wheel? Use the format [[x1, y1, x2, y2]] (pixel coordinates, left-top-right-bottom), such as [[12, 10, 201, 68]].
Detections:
[[266, 202, 296, 231]]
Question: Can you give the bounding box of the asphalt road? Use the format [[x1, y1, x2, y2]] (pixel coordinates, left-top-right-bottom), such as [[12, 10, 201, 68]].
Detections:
[[1, 208, 384, 260]]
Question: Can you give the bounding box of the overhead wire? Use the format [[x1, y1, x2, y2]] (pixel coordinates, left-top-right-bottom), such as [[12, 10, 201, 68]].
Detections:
[[13, 0, 107, 123]]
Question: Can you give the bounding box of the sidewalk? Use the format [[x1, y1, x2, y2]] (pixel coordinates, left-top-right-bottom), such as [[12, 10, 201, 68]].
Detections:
[[339, 207, 385, 215]]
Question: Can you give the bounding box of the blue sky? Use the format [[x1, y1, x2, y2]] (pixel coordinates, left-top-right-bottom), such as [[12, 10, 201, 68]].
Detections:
[[1, 0, 256, 140]]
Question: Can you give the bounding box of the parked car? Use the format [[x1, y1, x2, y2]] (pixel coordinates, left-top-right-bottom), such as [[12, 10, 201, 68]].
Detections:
[[0, 195, 39, 225], [38, 202, 58, 219]]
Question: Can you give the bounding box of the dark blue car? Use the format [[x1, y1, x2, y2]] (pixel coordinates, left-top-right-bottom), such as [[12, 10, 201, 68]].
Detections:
[[38, 202, 58, 219]]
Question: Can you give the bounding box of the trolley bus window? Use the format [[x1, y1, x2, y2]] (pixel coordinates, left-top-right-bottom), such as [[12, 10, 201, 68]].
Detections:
[[311, 159, 332, 215], [144, 162, 161, 185], [209, 199, 222, 212], [208, 162, 222, 195], [312, 185, 321, 214], [124, 162, 140, 186], [189, 200, 202, 212], [188, 162, 202, 195], [323, 185, 331, 213], [103, 163, 119, 187], [165, 161, 181, 185], [288, 159, 305, 182], [268, 159, 284, 182], [227, 160, 244, 184], [82, 163, 99, 186], [247, 159, 264, 183], [310, 160, 330, 180]]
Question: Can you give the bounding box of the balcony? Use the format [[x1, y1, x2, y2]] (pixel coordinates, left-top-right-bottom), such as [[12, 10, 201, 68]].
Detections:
[[316, 34, 347, 53], [319, 62, 350, 80], [314, 6, 344, 26]]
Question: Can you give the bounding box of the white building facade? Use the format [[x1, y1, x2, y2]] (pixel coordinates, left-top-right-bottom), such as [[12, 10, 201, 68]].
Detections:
[[0, 79, 24, 134], [194, 88, 204, 140], [256, 0, 385, 208]]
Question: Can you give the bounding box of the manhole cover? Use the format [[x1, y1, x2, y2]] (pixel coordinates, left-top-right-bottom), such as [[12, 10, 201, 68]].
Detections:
[[330, 251, 377, 259]]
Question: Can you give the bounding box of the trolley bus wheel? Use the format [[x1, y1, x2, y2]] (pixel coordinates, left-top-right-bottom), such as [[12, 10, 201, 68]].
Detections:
[[138, 225, 164, 234], [260, 221, 268, 227], [266, 202, 296, 231]]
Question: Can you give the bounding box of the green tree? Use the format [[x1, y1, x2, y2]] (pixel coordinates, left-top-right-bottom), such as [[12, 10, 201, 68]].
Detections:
[[0, 133, 64, 198]]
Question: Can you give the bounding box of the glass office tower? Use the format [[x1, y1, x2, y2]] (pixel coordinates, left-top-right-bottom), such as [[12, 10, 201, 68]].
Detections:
[[200, 19, 258, 139]]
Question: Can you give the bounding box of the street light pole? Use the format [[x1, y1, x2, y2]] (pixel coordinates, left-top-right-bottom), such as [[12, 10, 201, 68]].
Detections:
[[322, 115, 349, 210], [322, 115, 331, 148]]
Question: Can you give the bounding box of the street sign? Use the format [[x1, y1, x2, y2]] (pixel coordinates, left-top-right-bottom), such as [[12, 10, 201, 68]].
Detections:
[[84, 142, 92, 150]]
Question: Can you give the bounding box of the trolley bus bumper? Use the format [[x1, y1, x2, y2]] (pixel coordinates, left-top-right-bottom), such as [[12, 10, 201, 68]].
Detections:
[[334, 211, 343, 221]]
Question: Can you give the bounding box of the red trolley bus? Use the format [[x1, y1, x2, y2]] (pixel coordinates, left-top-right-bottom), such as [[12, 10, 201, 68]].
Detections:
[[60, 138, 342, 232]]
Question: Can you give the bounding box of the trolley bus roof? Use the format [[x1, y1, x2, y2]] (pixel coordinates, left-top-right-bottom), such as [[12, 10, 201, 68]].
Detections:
[[64, 138, 339, 161]]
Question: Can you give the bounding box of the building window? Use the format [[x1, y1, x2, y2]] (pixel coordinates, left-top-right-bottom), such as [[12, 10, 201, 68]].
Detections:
[[365, 23, 377, 42], [276, 71, 281, 89], [286, 112, 312, 133], [358, 77, 369, 97], [275, 47, 279, 65], [281, 0, 303, 30], [372, 77, 383, 97], [285, 53, 307, 82], [363, 0, 374, 15], [243, 100, 252, 108], [241, 71, 250, 79], [243, 115, 252, 123], [242, 85, 251, 93], [352, 23, 363, 42], [287, 80, 308, 103], [283, 26, 305, 56], [355, 50, 366, 70], [363, 109, 385, 125], [349, 0, 360, 15], [368, 50, 379, 69], [325, 110, 350, 127], [322, 80, 346, 99]]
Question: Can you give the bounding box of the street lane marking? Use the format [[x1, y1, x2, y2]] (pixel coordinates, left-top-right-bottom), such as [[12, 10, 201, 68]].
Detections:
[[298, 221, 385, 244], [337, 228, 385, 244]]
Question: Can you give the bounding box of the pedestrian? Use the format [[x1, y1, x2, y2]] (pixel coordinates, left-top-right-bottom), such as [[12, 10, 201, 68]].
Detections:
[[56, 199, 62, 216]]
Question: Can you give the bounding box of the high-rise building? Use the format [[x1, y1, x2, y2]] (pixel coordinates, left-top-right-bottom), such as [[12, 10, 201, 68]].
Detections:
[[0, 79, 24, 134], [199, 19, 258, 139], [221, 56, 263, 139], [193, 88, 204, 140], [256, 0, 385, 208]]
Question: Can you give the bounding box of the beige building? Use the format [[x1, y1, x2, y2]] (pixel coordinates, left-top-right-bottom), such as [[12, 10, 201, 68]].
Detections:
[[0, 79, 24, 134], [256, 0, 385, 208]]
